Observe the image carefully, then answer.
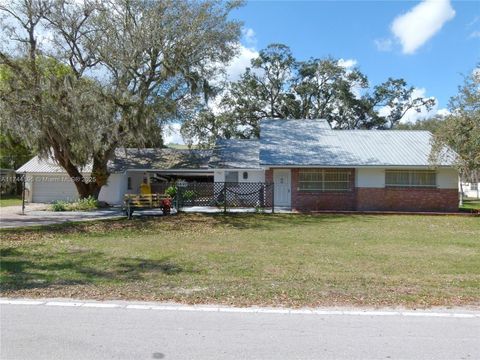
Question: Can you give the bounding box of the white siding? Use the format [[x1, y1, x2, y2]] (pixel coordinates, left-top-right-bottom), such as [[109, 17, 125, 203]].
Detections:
[[356, 168, 385, 188], [356, 167, 458, 189], [98, 173, 126, 205], [436, 168, 458, 189], [214, 169, 265, 183]]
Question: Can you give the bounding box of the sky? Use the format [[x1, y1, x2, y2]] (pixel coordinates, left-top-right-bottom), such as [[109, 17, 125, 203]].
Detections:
[[164, 0, 480, 144]]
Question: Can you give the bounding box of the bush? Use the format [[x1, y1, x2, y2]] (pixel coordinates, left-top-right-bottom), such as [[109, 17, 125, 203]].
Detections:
[[182, 190, 197, 201], [72, 196, 99, 211], [165, 185, 177, 198], [51, 200, 67, 211], [50, 196, 99, 211]]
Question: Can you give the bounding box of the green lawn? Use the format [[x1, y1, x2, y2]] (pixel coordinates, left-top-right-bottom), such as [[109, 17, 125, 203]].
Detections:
[[0, 195, 22, 207], [1, 213, 479, 308], [460, 199, 480, 212]]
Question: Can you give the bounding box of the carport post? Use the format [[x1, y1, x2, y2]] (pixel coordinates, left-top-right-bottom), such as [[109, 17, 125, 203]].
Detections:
[[21, 171, 26, 215], [223, 184, 227, 214], [271, 183, 274, 214]]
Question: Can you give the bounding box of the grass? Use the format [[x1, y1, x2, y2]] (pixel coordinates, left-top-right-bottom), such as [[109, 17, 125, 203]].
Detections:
[[1, 213, 479, 308], [0, 194, 22, 207], [460, 199, 480, 212]]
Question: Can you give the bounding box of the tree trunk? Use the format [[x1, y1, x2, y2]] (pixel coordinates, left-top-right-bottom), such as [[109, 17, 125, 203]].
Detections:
[[51, 145, 111, 200]]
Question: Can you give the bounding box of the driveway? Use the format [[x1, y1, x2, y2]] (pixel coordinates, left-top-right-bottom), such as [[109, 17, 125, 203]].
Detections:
[[0, 204, 166, 229], [1, 300, 479, 360]]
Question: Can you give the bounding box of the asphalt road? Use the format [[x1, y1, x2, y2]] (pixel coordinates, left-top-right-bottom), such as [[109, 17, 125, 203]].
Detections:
[[1, 302, 479, 360]]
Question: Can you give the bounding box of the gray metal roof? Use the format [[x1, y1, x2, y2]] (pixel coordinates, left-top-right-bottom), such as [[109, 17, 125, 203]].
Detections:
[[17, 156, 93, 173], [259, 119, 455, 167], [110, 148, 212, 172], [17, 148, 213, 173], [210, 139, 261, 169]]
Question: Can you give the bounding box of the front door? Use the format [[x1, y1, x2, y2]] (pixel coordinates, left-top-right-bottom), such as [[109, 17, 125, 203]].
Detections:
[[273, 169, 291, 207]]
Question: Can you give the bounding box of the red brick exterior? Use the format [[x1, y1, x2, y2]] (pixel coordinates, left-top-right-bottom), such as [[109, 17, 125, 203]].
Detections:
[[291, 168, 357, 211], [267, 168, 459, 212], [356, 187, 459, 212]]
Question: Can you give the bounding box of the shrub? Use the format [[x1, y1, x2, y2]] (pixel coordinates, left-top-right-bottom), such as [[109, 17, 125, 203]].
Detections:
[[51, 200, 67, 211], [50, 196, 99, 211], [72, 196, 99, 211], [182, 190, 197, 201], [165, 185, 177, 198]]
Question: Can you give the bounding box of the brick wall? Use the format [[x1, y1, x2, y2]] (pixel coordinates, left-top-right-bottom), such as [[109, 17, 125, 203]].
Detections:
[[267, 168, 459, 212], [291, 168, 356, 211], [356, 187, 459, 212]]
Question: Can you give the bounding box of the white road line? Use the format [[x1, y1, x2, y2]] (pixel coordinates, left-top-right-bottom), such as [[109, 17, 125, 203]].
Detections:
[[1, 298, 479, 318], [82, 303, 121, 308], [0, 299, 44, 305], [46, 301, 84, 307]]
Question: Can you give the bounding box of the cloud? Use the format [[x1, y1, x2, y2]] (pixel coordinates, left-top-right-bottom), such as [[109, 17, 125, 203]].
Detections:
[[378, 88, 447, 124], [469, 31, 480, 39], [225, 45, 259, 82], [242, 27, 257, 46], [374, 38, 393, 52], [391, 0, 455, 54], [337, 58, 357, 69]]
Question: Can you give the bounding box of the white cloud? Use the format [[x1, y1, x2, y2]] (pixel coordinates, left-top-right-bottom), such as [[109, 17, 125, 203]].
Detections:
[[242, 27, 257, 46], [163, 123, 184, 145], [337, 58, 357, 69], [391, 0, 455, 54], [469, 31, 480, 39], [374, 38, 393, 52], [436, 108, 451, 117], [378, 88, 448, 124], [225, 45, 259, 82]]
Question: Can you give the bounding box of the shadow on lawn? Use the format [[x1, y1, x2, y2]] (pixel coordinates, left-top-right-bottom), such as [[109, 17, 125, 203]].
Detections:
[[0, 246, 192, 291], [0, 213, 380, 241], [209, 213, 378, 230]]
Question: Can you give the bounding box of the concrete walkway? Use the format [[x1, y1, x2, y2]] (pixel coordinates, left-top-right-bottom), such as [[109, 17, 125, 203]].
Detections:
[[0, 204, 167, 229]]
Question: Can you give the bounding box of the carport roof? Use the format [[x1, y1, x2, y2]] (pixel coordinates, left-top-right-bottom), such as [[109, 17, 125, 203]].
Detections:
[[17, 148, 213, 173]]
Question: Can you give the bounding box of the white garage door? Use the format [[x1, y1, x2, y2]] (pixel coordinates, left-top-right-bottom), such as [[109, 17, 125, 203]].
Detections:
[[32, 175, 79, 203]]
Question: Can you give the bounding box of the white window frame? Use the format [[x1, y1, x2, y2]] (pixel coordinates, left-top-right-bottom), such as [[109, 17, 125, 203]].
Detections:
[[298, 169, 352, 192], [385, 170, 437, 188]]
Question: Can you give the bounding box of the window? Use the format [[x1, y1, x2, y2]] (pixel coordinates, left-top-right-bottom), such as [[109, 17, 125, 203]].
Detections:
[[298, 169, 351, 192], [127, 177, 132, 190], [243, 171, 249, 180], [385, 170, 436, 188], [472, 183, 478, 190], [225, 171, 238, 183]]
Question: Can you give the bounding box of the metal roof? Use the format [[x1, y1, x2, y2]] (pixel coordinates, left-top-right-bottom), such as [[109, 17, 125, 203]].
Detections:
[[110, 148, 212, 172], [17, 148, 213, 173], [259, 119, 456, 167], [210, 139, 260, 169], [17, 156, 93, 173]]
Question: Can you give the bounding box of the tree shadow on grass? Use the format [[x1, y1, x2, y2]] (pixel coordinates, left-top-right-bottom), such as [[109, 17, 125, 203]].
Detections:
[[0, 246, 193, 291], [206, 213, 379, 230]]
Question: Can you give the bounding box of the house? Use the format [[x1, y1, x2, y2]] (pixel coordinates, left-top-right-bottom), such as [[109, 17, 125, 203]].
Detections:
[[17, 119, 460, 212], [17, 148, 212, 204], [211, 119, 459, 212], [462, 181, 479, 199]]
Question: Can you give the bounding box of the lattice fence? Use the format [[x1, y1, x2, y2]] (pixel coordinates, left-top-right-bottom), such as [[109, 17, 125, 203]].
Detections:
[[176, 182, 274, 211]]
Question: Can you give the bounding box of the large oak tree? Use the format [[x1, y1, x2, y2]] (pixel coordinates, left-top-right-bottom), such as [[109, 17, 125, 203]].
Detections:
[[0, 0, 242, 198], [182, 44, 436, 146]]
